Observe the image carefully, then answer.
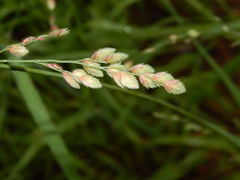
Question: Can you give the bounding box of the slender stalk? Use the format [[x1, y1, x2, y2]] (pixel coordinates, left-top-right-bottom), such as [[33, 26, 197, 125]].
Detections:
[[0, 63, 61, 77], [2, 62, 240, 150], [0, 59, 86, 63]]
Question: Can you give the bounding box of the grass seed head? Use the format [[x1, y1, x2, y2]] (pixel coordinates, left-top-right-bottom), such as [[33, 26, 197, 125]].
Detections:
[[8, 45, 29, 57]]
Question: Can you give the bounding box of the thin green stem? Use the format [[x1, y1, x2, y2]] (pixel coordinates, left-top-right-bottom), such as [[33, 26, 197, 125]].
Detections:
[[0, 59, 86, 63], [0, 63, 61, 77], [0, 59, 154, 77], [3, 63, 240, 151], [0, 29, 70, 53]]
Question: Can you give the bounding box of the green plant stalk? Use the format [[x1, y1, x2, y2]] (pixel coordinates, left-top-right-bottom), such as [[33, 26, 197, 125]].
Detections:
[[2, 63, 240, 151], [0, 63, 61, 77], [11, 61, 81, 180]]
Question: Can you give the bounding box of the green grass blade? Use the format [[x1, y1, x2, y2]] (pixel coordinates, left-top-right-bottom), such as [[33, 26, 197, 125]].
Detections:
[[11, 63, 81, 180], [160, 0, 240, 107]]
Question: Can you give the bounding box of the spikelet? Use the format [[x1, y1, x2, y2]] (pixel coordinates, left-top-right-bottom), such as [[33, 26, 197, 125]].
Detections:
[[91, 47, 116, 61], [139, 73, 157, 89], [107, 64, 127, 77], [21, 36, 35, 44], [112, 71, 139, 89], [152, 72, 174, 87], [130, 64, 155, 74], [48, 28, 70, 36], [82, 60, 103, 77], [36, 35, 48, 41], [164, 79, 186, 95], [78, 75, 102, 89], [46, 63, 63, 70], [8, 45, 29, 57], [62, 71, 80, 89], [72, 69, 102, 89], [72, 69, 87, 79], [103, 52, 129, 64]]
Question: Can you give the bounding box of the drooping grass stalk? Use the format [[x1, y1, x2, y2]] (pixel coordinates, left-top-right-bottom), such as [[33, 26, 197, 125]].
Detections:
[[2, 64, 240, 151], [10, 59, 81, 180]]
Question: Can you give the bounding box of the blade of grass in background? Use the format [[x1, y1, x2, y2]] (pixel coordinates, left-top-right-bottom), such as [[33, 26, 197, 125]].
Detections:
[[191, 39, 240, 107], [7, 110, 93, 179], [11, 60, 81, 180], [160, 0, 240, 107]]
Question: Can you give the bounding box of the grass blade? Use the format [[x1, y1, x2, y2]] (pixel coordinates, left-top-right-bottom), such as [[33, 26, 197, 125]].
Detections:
[[11, 62, 81, 180]]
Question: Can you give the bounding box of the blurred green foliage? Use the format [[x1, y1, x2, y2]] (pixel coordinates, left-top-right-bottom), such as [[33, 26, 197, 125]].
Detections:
[[1, 0, 240, 179]]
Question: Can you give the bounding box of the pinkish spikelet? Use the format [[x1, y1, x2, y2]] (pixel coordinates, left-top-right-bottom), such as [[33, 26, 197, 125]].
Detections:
[[107, 64, 127, 77], [139, 74, 157, 89], [72, 69, 87, 76], [52, 63, 63, 70], [112, 72, 139, 89], [48, 28, 70, 36], [22, 36, 35, 44], [72, 69, 87, 83], [62, 71, 80, 89], [91, 47, 116, 61], [83, 60, 103, 77], [130, 64, 155, 74], [79, 75, 102, 89], [164, 79, 186, 95], [152, 72, 174, 87], [57, 28, 70, 36], [36, 35, 48, 41], [48, 29, 59, 36], [8, 45, 29, 57], [46, 63, 63, 70], [103, 52, 129, 63]]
